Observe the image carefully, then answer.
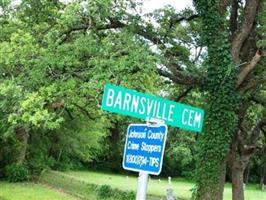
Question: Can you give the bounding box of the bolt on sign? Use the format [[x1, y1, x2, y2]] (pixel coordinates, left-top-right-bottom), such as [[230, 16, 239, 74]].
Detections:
[[102, 84, 204, 132]]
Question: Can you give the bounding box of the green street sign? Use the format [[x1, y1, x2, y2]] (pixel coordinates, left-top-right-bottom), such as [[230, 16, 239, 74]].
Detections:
[[101, 84, 205, 132]]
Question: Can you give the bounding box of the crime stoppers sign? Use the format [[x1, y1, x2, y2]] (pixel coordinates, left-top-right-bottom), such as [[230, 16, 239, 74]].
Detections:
[[123, 124, 167, 175]]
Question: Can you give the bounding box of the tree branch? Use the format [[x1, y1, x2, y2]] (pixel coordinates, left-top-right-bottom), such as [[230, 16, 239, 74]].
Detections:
[[72, 103, 96, 120], [229, 0, 239, 38], [59, 16, 202, 87], [242, 117, 266, 155], [243, 77, 266, 91], [228, 106, 248, 165], [169, 14, 199, 28], [174, 87, 193, 102], [237, 49, 265, 86], [59, 19, 125, 44], [65, 107, 74, 120], [193, 46, 203, 63], [219, 0, 230, 15], [250, 96, 266, 107], [262, 129, 266, 140], [236, 106, 249, 152], [231, 0, 260, 63], [157, 68, 201, 86]]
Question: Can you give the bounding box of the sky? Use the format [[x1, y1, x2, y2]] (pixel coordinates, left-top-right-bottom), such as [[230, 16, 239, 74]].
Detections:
[[11, 0, 193, 12], [142, 0, 193, 13]]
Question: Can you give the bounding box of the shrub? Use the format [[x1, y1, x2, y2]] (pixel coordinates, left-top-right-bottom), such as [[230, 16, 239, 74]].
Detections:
[[5, 163, 30, 182], [113, 189, 135, 200], [96, 184, 135, 200], [97, 184, 113, 198]]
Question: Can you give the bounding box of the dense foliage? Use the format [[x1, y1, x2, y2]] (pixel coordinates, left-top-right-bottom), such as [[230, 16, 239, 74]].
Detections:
[[192, 1, 239, 199], [0, 0, 159, 178], [0, 1, 265, 200]]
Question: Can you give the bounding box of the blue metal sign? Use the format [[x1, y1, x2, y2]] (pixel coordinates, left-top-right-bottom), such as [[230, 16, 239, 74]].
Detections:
[[122, 124, 168, 175]]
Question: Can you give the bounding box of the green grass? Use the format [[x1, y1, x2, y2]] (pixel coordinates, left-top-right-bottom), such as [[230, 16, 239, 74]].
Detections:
[[39, 170, 97, 200], [0, 181, 78, 200], [2, 170, 264, 200], [39, 170, 136, 200], [63, 170, 266, 200]]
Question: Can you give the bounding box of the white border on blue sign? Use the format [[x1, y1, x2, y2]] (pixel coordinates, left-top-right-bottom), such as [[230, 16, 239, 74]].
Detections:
[[122, 123, 168, 175]]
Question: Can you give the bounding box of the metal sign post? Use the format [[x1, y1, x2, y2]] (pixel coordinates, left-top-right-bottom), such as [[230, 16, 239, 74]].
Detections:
[[135, 120, 163, 200], [122, 123, 167, 200], [136, 172, 149, 200]]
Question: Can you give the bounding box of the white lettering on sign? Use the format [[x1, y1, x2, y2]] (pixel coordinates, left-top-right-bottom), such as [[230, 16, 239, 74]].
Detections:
[[131, 95, 140, 113], [149, 157, 159, 167], [113, 91, 122, 109], [194, 112, 202, 128], [147, 99, 154, 116], [105, 88, 175, 122], [141, 142, 162, 153], [156, 102, 161, 119], [122, 124, 168, 175], [162, 103, 167, 120], [188, 110, 194, 126], [123, 93, 131, 111], [126, 154, 148, 167], [128, 130, 146, 139], [139, 97, 146, 114], [103, 85, 204, 132], [182, 109, 189, 125], [106, 89, 115, 106], [182, 108, 202, 129], [147, 130, 164, 142], [168, 105, 174, 122], [127, 141, 139, 150]]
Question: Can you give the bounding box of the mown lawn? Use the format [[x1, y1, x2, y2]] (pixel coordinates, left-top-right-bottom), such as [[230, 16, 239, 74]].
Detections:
[[1, 171, 265, 200], [64, 170, 266, 200], [0, 181, 77, 200]]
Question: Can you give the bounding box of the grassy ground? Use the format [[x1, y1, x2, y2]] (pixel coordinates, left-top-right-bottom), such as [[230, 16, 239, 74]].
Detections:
[[64, 170, 266, 200], [39, 170, 136, 200], [1, 170, 265, 200], [0, 181, 78, 200]]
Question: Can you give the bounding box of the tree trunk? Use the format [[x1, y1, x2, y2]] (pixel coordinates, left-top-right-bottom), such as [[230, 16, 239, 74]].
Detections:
[[259, 167, 265, 190], [228, 127, 251, 200], [15, 127, 29, 164], [217, 160, 227, 200], [231, 164, 245, 200], [244, 165, 250, 184], [197, 160, 227, 200], [107, 121, 121, 171]]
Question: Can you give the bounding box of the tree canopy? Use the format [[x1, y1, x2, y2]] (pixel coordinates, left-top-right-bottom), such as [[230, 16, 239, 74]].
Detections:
[[0, 1, 265, 200]]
